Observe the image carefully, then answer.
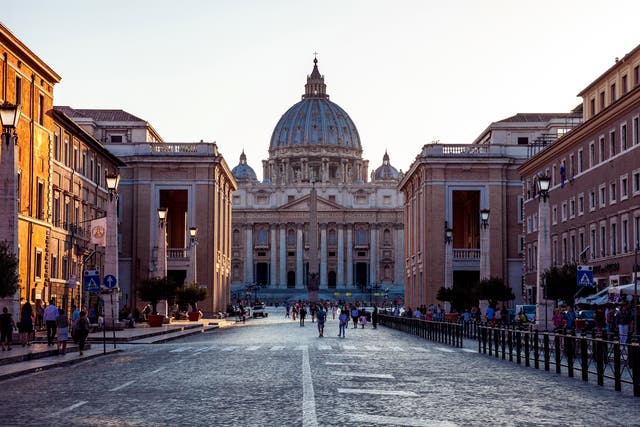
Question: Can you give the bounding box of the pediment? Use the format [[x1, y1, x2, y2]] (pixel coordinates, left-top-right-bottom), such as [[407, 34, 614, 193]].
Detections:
[[279, 194, 343, 212]]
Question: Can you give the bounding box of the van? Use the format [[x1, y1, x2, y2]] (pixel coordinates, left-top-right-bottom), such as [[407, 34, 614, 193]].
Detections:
[[515, 304, 536, 322]]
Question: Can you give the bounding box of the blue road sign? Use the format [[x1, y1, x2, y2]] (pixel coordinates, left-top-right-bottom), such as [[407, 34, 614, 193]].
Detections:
[[103, 274, 118, 289], [84, 269, 101, 292], [577, 265, 594, 287]]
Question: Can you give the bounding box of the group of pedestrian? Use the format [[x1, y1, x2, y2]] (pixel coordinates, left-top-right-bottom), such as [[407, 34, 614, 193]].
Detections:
[[284, 300, 379, 339]]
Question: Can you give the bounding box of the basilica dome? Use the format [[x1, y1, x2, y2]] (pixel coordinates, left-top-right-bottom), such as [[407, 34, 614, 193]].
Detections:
[[373, 151, 400, 181], [231, 150, 258, 182], [269, 58, 362, 155]]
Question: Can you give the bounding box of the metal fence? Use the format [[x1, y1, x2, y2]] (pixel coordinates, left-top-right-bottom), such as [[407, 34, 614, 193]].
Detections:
[[378, 314, 463, 348]]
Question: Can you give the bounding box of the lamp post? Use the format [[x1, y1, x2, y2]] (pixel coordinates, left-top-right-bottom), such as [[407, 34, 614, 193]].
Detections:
[[444, 221, 454, 312], [0, 101, 21, 316], [188, 226, 198, 285], [103, 172, 120, 331], [479, 208, 490, 280], [156, 207, 168, 317], [536, 174, 553, 331]]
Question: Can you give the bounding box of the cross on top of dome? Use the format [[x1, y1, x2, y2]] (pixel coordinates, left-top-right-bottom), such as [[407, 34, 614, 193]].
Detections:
[[304, 54, 328, 99]]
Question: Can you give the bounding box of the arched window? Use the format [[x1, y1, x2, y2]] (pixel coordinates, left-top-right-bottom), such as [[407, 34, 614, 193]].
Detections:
[[233, 229, 240, 246], [257, 228, 267, 245], [383, 229, 391, 246], [288, 229, 296, 246]]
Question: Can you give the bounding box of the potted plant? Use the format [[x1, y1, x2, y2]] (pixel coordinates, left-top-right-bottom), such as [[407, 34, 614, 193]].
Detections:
[[176, 282, 207, 321], [137, 276, 178, 327]]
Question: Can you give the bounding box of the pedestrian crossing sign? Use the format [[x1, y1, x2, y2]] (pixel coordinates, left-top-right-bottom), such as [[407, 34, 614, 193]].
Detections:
[[576, 265, 593, 287]]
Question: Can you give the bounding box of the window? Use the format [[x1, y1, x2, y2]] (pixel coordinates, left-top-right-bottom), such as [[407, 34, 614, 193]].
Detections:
[[635, 65, 640, 86], [52, 194, 60, 227], [610, 130, 616, 156], [589, 143, 595, 167], [600, 91, 606, 110], [590, 228, 596, 259], [589, 190, 596, 211], [64, 138, 70, 166], [533, 214, 538, 232], [623, 74, 628, 94], [287, 229, 296, 246], [634, 116, 639, 146], [579, 231, 585, 258], [36, 181, 45, 220], [329, 229, 337, 245], [636, 216, 640, 249], [610, 182, 616, 203], [357, 229, 366, 245], [569, 198, 575, 218], [62, 256, 69, 280], [34, 250, 43, 280], [552, 238, 558, 266], [517, 137, 529, 145], [569, 154, 574, 177], [15, 76, 21, 105], [599, 136, 605, 162], [517, 196, 524, 224], [50, 254, 58, 279], [518, 235, 524, 255], [622, 219, 629, 252], [578, 194, 584, 215], [287, 195, 294, 203], [82, 152, 87, 175], [621, 176, 628, 200], [552, 206, 558, 225], [328, 195, 336, 203], [610, 83, 616, 103], [599, 185, 606, 207], [561, 202, 567, 222], [38, 94, 45, 125], [257, 228, 267, 245], [611, 222, 618, 256], [110, 135, 123, 143], [590, 98, 596, 116], [562, 236, 568, 264], [577, 149, 583, 173], [633, 171, 640, 195], [383, 195, 391, 206], [73, 147, 79, 171], [53, 133, 60, 161], [621, 124, 627, 150], [600, 225, 606, 257]]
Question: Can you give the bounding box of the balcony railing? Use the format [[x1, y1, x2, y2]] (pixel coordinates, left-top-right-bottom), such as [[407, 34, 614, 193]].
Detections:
[[167, 247, 190, 260], [453, 248, 480, 260]]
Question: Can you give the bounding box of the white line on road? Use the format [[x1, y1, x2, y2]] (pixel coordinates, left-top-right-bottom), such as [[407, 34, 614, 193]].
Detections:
[[169, 347, 192, 353], [295, 345, 307, 350], [109, 381, 135, 392], [52, 401, 88, 416], [338, 388, 418, 397], [435, 347, 455, 353], [301, 346, 318, 427], [149, 367, 166, 374], [364, 345, 381, 351], [325, 362, 348, 366], [245, 346, 261, 351], [461, 348, 476, 353], [389, 346, 405, 351], [332, 372, 394, 379], [270, 346, 285, 351], [410, 347, 430, 352], [350, 414, 458, 427], [317, 345, 332, 350], [342, 345, 356, 350], [221, 346, 237, 351]]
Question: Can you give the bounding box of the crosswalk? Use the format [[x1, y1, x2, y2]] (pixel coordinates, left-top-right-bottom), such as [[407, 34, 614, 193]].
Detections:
[[168, 344, 473, 354]]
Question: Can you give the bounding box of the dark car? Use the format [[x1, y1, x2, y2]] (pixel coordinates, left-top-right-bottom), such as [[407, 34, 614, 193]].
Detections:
[[576, 310, 595, 331]]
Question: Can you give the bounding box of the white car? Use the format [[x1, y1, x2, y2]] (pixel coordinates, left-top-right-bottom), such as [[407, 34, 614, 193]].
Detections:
[[252, 304, 268, 318]]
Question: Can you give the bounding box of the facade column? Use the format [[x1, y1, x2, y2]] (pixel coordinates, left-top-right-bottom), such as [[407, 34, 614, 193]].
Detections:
[[245, 226, 253, 284], [279, 225, 286, 287], [536, 197, 553, 330], [320, 224, 327, 288], [296, 224, 304, 289], [395, 226, 404, 286], [346, 224, 353, 287], [270, 224, 277, 287], [337, 225, 344, 286], [370, 226, 377, 286]]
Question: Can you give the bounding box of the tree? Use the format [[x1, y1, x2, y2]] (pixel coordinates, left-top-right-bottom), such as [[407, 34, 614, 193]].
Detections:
[[542, 263, 578, 305], [0, 241, 19, 298], [137, 276, 179, 315], [176, 282, 207, 312], [477, 277, 515, 308]]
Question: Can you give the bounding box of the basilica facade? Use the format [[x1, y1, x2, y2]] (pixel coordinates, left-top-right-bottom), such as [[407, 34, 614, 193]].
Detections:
[[230, 59, 404, 301]]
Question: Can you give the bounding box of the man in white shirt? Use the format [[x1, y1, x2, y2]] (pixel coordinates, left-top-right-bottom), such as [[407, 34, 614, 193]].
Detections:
[[42, 299, 59, 346]]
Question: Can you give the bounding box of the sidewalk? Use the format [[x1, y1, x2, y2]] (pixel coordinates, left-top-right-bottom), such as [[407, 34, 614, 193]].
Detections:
[[0, 318, 234, 381]]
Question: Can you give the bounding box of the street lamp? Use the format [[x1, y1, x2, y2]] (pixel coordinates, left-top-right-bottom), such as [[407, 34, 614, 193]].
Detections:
[[188, 226, 198, 285], [0, 101, 21, 145], [157, 207, 168, 225], [538, 174, 551, 202], [103, 171, 120, 334], [105, 173, 120, 201], [480, 209, 490, 229], [444, 221, 453, 244]]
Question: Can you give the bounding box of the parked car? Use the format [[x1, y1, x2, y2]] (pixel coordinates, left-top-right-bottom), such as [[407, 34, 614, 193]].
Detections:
[[252, 303, 268, 318], [576, 309, 595, 331]]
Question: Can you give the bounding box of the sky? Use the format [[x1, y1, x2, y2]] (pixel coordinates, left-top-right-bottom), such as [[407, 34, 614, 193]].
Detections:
[[4, 0, 640, 178]]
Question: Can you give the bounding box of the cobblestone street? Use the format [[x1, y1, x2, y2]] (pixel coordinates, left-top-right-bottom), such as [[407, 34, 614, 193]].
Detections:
[[3, 308, 640, 426]]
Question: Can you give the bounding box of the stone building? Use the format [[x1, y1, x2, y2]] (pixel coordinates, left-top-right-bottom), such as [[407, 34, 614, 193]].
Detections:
[[0, 23, 61, 315], [58, 106, 237, 315], [400, 111, 581, 310], [520, 43, 640, 302], [230, 58, 404, 302]]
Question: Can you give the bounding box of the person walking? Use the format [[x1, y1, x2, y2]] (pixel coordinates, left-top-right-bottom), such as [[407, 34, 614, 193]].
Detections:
[[372, 305, 378, 329], [285, 304, 290, 319], [616, 304, 632, 344], [316, 305, 326, 337], [56, 308, 69, 355], [0, 307, 16, 351], [19, 302, 34, 346], [338, 310, 348, 338], [74, 310, 90, 356], [350, 306, 359, 329], [43, 299, 59, 346], [299, 305, 307, 327]]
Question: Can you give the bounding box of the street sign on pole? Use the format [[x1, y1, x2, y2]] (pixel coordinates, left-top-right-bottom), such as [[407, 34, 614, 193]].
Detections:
[[103, 274, 117, 289], [577, 265, 594, 287], [84, 269, 101, 292], [69, 274, 76, 289]]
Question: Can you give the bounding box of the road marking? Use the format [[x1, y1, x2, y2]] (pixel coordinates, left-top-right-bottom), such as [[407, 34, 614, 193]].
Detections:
[[295, 345, 307, 350], [364, 345, 381, 351], [461, 348, 476, 353], [169, 347, 192, 353], [318, 345, 332, 350], [342, 345, 356, 350], [350, 414, 458, 427], [176, 359, 185, 363], [338, 388, 418, 397], [246, 346, 261, 351], [52, 401, 88, 416], [149, 367, 166, 374], [301, 346, 318, 427], [325, 362, 348, 366], [270, 346, 285, 351], [221, 346, 237, 351], [389, 346, 405, 351], [109, 380, 135, 392], [341, 353, 368, 358], [435, 347, 455, 353], [332, 372, 394, 379], [410, 347, 430, 352]]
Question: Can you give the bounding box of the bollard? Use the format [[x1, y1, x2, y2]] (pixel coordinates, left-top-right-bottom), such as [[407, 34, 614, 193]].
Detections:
[[533, 330, 539, 369], [580, 337, 589, 382], [595, 338, 605, 387], [516, 331, 522, 365], [566, 335, 574, 378], [630, 344, 640, 397], [555, 335, 561, 375], [543, 333, 550, 372], [524, 331, 530, 367], [614, 342, 622, 392]]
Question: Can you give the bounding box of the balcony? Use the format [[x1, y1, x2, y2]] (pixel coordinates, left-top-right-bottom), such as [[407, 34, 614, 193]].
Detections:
[[452, 248, 480, 271]]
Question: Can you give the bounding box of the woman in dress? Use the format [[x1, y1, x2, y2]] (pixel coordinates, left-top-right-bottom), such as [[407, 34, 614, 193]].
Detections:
[[19, 302, 34, 346], [56, 308, 69, 355]]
